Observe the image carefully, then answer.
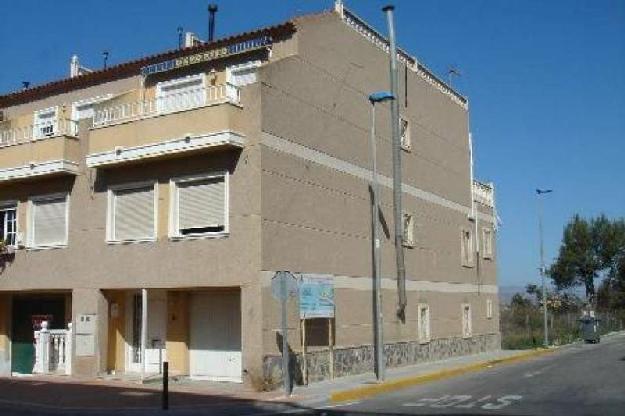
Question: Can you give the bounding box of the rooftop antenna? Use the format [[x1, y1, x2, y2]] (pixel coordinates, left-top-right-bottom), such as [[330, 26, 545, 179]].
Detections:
[[208, 4, 218, 42], [102, 50, 109, 70], [177, 26, 184, 49], [447, 66, 461, 87], [22, 81, 30, 90]]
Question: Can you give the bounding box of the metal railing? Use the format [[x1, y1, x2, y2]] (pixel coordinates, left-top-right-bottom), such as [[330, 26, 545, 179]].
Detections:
[[473, 180, 495, 208], [92, 84, 240, 128], [0, 118, 78, 147]]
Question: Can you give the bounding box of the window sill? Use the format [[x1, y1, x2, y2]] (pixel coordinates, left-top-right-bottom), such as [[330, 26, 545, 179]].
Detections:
[[26, 244, 68, 251], [482, 255, 493, 261], [418, 338, 431, 345], [106, 238, 156, 245], [461, 263, 475, 268], [401, 144, 412, 152], [402, 241, 415, 248], [462, 334, 473, 339], [169, 232, 229, 242]]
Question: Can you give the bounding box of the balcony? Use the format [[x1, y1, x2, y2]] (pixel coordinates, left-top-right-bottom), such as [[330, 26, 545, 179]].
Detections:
[[0, 119, 80, 183], [473, 180, 495, 208], [87, 84, 246, 168]]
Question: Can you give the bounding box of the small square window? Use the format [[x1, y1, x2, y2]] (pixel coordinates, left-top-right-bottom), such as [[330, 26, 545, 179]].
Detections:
[[482, 227, 494, 259], [462, 303, 472, 338], [402, 213, 415, 247], [400, 117, 411, 150], [170, 173, 228, 238], [461, 229, 474, 267]]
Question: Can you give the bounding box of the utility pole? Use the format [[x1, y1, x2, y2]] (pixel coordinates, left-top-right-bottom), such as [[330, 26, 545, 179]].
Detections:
[[537, 188, 553, 348], [382, 4, 407, 322], [368, 91, 394, 382]]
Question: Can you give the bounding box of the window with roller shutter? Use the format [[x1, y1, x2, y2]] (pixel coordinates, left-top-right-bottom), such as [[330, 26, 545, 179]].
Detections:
[[170, 173, 228, 238], [107, 184, 156, 242], [29, 194, 68, 248]]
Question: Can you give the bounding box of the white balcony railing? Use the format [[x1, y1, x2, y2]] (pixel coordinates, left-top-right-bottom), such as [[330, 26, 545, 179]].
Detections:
[[92, 84, 240, 128], [473, 180, 495, 208], [33, 321, 73, 375], [0, 119, 78, 148]]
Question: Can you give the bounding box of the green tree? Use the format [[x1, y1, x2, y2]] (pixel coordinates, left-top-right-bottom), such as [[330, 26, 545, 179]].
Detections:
[[549, 215, 625, 302]]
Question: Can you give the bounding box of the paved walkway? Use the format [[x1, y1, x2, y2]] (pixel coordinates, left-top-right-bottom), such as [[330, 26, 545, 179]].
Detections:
[[0, 348, 550, 413]]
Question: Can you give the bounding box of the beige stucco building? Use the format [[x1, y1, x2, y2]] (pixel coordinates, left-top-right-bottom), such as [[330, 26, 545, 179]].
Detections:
[[0, 3, 499, 387]]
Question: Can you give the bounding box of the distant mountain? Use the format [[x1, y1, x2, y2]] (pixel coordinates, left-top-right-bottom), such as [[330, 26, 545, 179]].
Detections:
[[499, 285, 527, 305]]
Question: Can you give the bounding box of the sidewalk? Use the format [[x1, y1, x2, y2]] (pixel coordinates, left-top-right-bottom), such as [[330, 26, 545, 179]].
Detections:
[[0, 348, 553, 413]]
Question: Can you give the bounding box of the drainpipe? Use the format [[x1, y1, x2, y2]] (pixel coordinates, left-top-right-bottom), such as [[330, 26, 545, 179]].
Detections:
[[469, 131, 481, 294], [141, 289, 147, 381], [382, 4, 407, 322]]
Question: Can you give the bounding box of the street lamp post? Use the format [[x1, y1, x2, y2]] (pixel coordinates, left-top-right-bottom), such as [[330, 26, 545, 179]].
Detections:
[[536, 188, 553, 348], [369, 91, 394, 382]]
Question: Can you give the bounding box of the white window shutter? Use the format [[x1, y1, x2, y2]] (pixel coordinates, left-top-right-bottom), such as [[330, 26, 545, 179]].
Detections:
[[33, 197, 67, 246], [177, 177, 225, 231], [113, 186, 154, 240]]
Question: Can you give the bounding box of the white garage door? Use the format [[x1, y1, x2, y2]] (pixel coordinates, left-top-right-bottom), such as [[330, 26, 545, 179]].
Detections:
[[190, 291, 242, 382]]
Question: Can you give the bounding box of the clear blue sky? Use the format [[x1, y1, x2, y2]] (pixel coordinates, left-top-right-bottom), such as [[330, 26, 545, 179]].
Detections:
[[1, 0, 624, 288]]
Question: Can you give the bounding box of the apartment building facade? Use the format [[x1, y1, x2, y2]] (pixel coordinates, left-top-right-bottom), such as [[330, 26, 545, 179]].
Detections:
[[0, 4, 499, 386]]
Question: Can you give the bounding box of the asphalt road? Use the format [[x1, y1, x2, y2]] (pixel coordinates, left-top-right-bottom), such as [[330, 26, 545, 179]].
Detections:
[[321, 332, 625, 416], [1, 333, 623, 415]]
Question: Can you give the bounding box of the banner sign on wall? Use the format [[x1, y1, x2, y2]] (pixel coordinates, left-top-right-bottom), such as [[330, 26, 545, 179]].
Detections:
[[141, 35, 272, 76], [299, 275, 335, 319]]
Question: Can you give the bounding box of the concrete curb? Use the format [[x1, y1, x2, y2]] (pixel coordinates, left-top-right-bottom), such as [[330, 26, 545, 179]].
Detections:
[[329, 348, 556, 403]]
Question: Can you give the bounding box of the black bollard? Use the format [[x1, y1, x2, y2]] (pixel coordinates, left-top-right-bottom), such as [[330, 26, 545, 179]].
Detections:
[[162, 361, 169, 410]]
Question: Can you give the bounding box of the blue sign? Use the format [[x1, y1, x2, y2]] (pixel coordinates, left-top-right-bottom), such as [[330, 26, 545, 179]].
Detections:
[[299, 276, 335, 319]]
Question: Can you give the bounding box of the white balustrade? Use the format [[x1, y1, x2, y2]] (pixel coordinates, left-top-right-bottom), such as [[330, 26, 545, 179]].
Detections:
[[0, 118, 78, 147], [473, 180, 495, 208], [92, 84, 240, 128], [33, 321, 73, 375]]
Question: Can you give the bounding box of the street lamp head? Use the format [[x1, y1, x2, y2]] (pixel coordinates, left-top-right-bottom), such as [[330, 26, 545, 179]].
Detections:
[[536, 189, 553, 195], [369, 91, 395, 104]]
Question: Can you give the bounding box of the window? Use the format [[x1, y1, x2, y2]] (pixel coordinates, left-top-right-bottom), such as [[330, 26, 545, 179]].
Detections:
[[486, 299, 493, 319], [107, 184, 156, 242], [461, 229, 474, 267], [402, 213, 415, 247], [226, 61, 261, 87], [0, 203, 17, 246], [400, 116, 411, 150], [156, 73, 205, 114], [33, 107, 58, 139], [482, 227, 494, 259], [417, 304, 431, 343], [170, 173, 228, 238], [29, 194, 68, 248], [72, 95, 113, 120], [462, 303, 472, 338]]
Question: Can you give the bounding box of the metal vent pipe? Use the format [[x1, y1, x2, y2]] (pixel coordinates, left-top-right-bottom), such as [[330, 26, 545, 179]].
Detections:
[[208, 4, 218, 41]]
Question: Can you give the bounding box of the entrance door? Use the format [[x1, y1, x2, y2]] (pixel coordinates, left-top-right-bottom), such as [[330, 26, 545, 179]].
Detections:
[[126, 291, 167, 374], [11, 295, 66, 374], [190, 291, 242, 382]]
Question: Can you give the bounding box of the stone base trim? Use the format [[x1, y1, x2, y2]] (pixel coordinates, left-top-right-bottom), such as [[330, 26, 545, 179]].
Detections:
[[263, 333, 501, 388]]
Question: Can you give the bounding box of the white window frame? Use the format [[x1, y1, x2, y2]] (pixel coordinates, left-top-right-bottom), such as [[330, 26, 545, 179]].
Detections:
[[461, 303, 472, 338], [417, 303, 431, 344], [72, 94, 114, 121], [156, 73, 206, 114], [0, 201, 18, 247], [400, 116, 411, 151], [460, 228, 474, 267], [106, 181, 158, 244], [482, 227, 494, 259], [169, 171, 229, 239], [402, 212, 415, 247], [486, 299, 493, 320], [226, 60, 261, 87], [33, 106, 59, 139], [27, 193, 69, 249]]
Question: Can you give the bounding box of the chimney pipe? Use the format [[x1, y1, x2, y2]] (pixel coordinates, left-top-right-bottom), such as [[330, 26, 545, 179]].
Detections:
[[22, 81, 30, 90], [208, 4, 218, 42]]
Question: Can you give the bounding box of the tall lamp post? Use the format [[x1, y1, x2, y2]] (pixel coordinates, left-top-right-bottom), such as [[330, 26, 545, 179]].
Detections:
[[369, 91, 394, 381], [536, 188, 553, 348]]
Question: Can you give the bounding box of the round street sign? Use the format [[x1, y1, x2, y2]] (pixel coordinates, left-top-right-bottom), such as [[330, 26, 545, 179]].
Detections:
[[271, 271, 299, 301]]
